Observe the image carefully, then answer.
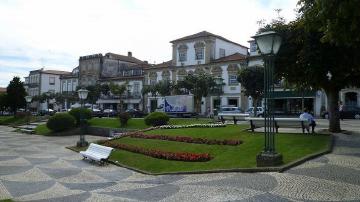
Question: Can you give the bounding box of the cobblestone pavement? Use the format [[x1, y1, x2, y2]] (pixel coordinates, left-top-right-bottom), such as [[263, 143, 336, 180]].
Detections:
[[0, 125, 360, 201]]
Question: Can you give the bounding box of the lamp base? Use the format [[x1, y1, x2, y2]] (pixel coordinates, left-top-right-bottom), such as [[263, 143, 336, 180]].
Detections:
[[256, 152, 283, 167], [76, 140, 89, 147]]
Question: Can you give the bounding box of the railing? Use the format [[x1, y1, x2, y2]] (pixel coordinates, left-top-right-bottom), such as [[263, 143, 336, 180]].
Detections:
[[100, 93, 142, 100]]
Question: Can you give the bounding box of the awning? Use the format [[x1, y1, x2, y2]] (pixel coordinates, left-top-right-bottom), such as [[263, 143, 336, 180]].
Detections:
[[270, 91, 316, 99]]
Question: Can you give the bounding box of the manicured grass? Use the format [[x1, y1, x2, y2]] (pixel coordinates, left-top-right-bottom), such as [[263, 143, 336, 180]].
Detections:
[[35, 124, 51, 135], [0, 115, 47, 126], [88, 117, 213, 129], [107, 125, 331, 173]]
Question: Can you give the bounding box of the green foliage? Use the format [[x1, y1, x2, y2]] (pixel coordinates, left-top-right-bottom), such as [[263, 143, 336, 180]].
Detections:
[[69, 108, 92, 125], [300, 0, 360, 48], [119, 112, 131, 127], [0, 93, 8, 113], [177, 73, 217, 113], [6, 77, 26, 114], [144, 112, 170, 126], [46, 113, 76, 132], [86, 84, 101, 105], [109, 82, 127, 96], [237, 66, 264, 109]]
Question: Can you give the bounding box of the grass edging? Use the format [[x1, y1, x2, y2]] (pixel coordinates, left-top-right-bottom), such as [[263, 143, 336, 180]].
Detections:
[[66, 134, 334, 175]]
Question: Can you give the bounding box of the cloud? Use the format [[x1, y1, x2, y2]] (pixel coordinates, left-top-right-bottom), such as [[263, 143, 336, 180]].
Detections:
[[0, 0, 298, 87]]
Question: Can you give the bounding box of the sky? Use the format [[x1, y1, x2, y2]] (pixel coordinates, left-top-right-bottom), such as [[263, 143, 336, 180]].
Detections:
[[0, 0, 299, 87]]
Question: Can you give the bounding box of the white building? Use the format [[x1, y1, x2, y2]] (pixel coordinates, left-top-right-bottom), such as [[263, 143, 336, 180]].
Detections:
[[24, 68, 71, 111], [144, 31, 248, 114]]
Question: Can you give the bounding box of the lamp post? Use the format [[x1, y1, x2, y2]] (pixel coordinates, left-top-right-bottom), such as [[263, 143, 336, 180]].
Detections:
[[77, 89, 89, 147], [25, 95, 32, 125], [252, 31, 283, 167]]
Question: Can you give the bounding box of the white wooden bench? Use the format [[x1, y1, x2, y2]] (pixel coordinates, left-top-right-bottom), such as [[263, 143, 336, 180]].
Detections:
[[80, 143, 113, 165], [245, 117, 311, 133], [218, 113, 250, 124]]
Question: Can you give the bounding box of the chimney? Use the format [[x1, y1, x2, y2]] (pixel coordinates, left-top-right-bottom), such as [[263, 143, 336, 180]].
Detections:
[[128, 51, 132, 57]]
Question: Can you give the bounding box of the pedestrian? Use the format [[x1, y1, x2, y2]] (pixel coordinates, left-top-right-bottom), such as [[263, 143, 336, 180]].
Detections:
[[339, 101, 344, 121], [299, 108, 316, 133]]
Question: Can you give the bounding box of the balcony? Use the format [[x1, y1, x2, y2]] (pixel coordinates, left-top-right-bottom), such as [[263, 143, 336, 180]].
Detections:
[[100, 93, 142, 100]]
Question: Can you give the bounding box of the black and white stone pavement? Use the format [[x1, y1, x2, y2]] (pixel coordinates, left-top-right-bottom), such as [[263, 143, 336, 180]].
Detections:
[[0, 124, 360, 201]]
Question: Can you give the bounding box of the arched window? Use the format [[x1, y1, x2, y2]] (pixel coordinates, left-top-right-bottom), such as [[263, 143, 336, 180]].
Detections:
[[194, 42, 205, 60], [178, 44, 188, 62], [211, 66, 222, 77]]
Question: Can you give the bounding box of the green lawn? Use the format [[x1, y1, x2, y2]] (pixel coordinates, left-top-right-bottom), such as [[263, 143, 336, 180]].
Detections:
[[0, 115, 47, 126], [88, 117, 213, 129], [107, 125, 331, 173], [35, 124, 51, 135]]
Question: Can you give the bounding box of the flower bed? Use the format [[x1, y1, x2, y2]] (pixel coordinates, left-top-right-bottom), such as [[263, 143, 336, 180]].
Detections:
[[159, 123, 225, 129], [103, 141, 212, 162], [128, 132, 242, 146]]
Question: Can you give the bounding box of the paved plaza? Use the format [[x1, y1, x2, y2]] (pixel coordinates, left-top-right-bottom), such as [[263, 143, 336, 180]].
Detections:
[[0, 121, 360, 201]]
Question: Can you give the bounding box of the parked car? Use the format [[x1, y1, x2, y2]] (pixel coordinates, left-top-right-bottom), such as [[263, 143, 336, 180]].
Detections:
[[38, 109, 55, 116], [91, 108, 103, 118], [246, 107, 264, 117], [125, 109, 146, 118], [219, 106, 244, 114], [322, 106, 360, 119], [103, 109, 117, 117]]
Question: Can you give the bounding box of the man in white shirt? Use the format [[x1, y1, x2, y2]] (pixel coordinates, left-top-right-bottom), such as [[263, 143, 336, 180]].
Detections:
[[300, 109, 316, 133]]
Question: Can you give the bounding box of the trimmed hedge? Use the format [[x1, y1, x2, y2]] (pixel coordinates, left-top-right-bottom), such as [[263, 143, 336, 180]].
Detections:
[[46, 113, 76, 132], [144, 112, 170, 126], [119, 112, 131, 127], [69, 108, 92, 125]]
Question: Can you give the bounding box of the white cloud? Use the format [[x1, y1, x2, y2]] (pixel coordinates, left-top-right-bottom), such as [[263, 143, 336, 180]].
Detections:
[[0, 0, 298, 87]]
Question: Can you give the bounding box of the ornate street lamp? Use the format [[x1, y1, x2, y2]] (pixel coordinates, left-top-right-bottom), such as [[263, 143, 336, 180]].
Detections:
[[77, 89, 89, 147], [252, 31, 283, 167], [25, 95, 32, 125]]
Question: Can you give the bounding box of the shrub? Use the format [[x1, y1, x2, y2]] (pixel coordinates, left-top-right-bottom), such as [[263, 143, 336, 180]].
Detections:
[[46, 113, 76, 132], [119, 112, 131, 127], [144, 112, 170, 126], [15, 111, 29, 118], [69, 108, 92, 125]]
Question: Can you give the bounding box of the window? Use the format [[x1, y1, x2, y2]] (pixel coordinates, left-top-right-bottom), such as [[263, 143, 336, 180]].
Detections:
[[179, 50, 187, 62], [195, 47, 204, 60], [219, 48, 226, 58], [49, 77, 55, 85], [133, 82, 140, 94], [228, 75, 238, 85], [62, 81, 66, 91], [250, 42, 257, 52], [150, 79, 157, 85], [67, 81, 71, 92], [178, 44, 188, 62]]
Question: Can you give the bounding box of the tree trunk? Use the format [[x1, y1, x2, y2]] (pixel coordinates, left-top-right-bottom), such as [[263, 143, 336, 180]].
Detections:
[[326, 89, 341, 132], [253, 98, 258, 117], [195, 97, 201, 114]]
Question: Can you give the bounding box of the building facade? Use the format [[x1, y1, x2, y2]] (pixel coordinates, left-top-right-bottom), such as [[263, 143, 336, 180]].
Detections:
[[24, 68, 71, 111], [78, 52, 148, 111], [144, 31, 249, 114]]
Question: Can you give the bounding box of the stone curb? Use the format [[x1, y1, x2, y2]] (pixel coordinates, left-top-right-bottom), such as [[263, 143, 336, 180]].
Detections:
[[66, 134, 334, 175]]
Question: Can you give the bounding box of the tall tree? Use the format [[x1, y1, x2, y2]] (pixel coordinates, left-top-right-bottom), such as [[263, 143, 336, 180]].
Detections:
[[237, 66, 264, 116], [109, 82, 127, 112], [6, 77, 26, 114], [261, 4, 360, 132], [86, 84, 101, 108], [300, 0, 360, 48], [178, 73, 216, 114], [155, 81, 172, 96], [0, 93, 8, 114]]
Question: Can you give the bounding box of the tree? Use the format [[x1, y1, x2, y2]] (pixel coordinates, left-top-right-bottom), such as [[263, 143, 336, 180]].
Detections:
[[299, 0, 360, 48], [109, 82, 127, 112], [86, 84, 101, 108], [6, 77, 26, 114], [260, 4, 360, 132], [237, 66, 264, 116], [0, 93, 8, 114], [178, 73, 217, 114], [155, 81, 172, 97]]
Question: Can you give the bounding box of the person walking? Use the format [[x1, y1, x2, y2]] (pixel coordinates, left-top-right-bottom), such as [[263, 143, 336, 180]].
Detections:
[[300, 109, 316, 133]]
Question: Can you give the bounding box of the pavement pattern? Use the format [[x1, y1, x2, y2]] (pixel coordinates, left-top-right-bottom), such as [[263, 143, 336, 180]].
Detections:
[[0, 124, 360, 201]]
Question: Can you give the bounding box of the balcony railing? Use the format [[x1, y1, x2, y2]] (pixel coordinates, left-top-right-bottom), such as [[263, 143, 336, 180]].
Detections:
[[100, 93, 142, 100]]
